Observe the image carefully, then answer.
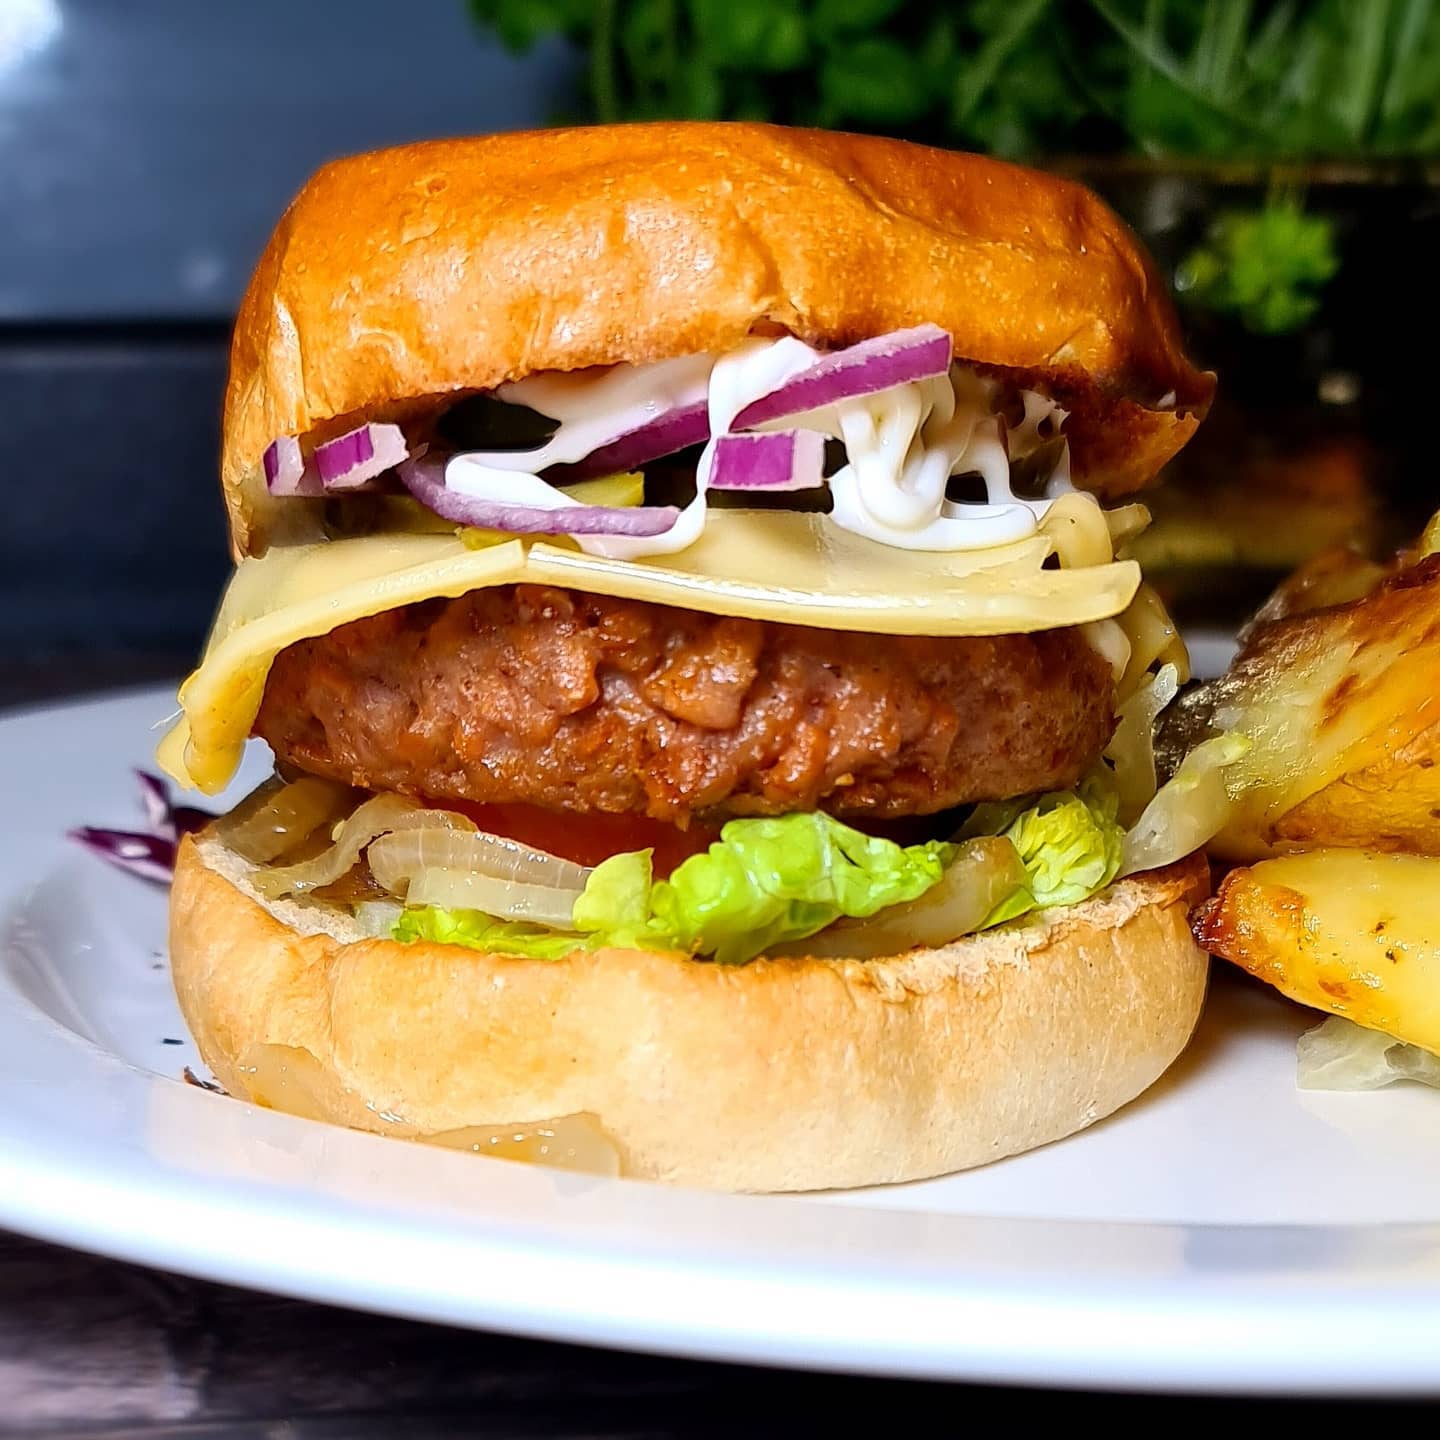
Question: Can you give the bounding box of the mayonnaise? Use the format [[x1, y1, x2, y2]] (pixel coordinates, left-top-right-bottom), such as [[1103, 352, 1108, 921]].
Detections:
[[482, 351, 713, 471], [443, 335, 1078, 560]]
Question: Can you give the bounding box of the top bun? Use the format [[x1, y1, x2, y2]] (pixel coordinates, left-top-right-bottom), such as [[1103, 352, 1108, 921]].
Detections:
[[224, 122, 1213, 556]]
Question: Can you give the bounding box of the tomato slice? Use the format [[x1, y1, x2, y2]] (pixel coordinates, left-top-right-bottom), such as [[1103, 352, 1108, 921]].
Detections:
[[428, 799, 719, 877]]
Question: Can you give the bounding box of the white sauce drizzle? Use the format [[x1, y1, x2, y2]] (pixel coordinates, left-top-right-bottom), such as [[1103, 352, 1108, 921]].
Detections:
[[480, 352, 713, 471], [444, 335, 1085, 560]]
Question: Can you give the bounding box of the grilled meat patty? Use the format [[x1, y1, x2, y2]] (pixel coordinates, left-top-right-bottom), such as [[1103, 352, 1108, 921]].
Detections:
[[256, 585, 1115, 822]]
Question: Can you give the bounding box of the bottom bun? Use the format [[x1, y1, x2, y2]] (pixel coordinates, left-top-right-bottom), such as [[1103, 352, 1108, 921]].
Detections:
[[170, 833, 1209, 1192]]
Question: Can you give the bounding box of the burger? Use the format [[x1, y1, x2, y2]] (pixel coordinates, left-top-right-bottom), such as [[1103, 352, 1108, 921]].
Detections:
[[156, 122, 1224, 1190]]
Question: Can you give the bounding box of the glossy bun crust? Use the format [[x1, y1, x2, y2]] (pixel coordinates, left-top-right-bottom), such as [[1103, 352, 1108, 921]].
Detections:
[[224, 122, 1213, 555], [171, 834, 1209, 1192]]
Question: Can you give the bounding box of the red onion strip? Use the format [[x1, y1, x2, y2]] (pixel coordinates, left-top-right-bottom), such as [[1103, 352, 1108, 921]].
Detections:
[[707, 430, 826, 491], [313, 423, 408, 491], [733, 325, 952, 430], [262, 435, 320, 497], [70, 773, 215, 886], [547, 400, 710, 484], [135, 768, 175, 837], [397, 455, 680, 536], [68, 828, 177, 886]]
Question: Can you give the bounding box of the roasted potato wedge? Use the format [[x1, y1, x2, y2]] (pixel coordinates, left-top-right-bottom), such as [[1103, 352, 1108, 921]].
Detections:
[[1164, 553, 1440, 861], [1273, 723, 1440, 852], [1235, 544, 1388, 641], [1195, 849, 1440, 1051]]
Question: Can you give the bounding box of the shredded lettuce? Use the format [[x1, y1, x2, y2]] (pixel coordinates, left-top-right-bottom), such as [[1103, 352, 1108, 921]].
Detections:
[[393, 811, 953, 965], [979, 777, 1125, 927], [1297, 1015, 1440, 1091], [576, 812, 955, 965], [392, 905, 592, 960], [1118, 732, 1250, 878], [1107, 663, 1181, 826], [570, 850, 658, 951]]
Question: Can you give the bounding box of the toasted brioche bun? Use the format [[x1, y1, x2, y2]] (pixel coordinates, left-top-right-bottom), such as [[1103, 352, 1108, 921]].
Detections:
[[225, 122, 1213, 556], [170, 833, 1209, 1192]]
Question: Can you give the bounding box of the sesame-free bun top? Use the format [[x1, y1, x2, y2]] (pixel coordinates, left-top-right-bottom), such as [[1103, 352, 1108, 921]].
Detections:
[[224, 122, 1214, 556]]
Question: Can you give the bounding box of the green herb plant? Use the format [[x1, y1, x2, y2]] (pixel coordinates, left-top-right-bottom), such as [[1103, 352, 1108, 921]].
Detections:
[[470, 0, 1440, 159], [1175, 197, 1341, 335]]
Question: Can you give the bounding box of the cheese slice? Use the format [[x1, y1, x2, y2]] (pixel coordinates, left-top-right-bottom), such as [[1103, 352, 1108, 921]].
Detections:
[[157, 505, 1140, 794]]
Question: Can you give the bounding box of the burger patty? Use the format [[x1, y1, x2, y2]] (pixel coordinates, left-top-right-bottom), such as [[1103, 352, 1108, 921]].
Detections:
[[256, 585, 1116, 822]]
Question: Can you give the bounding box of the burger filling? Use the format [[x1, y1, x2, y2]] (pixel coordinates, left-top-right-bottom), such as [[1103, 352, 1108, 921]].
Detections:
[[157, 327, 1246, 963]]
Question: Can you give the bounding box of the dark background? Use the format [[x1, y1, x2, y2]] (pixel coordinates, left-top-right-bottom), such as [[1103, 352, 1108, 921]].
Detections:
[[1, 0, 571, 698]]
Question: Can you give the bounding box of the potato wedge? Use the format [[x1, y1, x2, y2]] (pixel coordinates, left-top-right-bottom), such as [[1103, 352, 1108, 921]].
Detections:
[[1194, 849, 1440, 1051], [1165, 554, 1440, 860], [1273, 720, 1440, 851], [1235, 544, 1388, 641]]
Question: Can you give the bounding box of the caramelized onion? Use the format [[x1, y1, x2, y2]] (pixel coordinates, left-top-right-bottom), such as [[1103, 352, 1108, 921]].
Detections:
[[251, 794, 472, 899], [774, 837, 1025, 959], [1117, 582, 1190, 699], [1104, 502, 1151, 551], [353, 900, 404, 937], [240, 1039, 623, 1174], [1106, 663, 1180, 827], [217, 775, 355, 863], [366, 827, 592, 894], [310, 864, 390, 906], [365, 828, 593, 926], [1118, 733, 1249, 878], [1041, 491, 1115, 570], [425, 1113, 622, 1175], [403, 868, 582, 927]]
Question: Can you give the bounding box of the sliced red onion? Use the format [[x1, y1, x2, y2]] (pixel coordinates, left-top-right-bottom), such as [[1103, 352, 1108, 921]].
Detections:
[[70, 772, 215, 886], [313, 422, 407, 492], [135, 768, 174, 836], [140, 770, 213, 837], [733, 324, 952, 430], [264, 329, 954, 505], [262, 435, 321, 497], [397, 455, 680, 537], [68, 827, 176, 886], [547, 400, 710, 483], [708, 430, 825, 491]]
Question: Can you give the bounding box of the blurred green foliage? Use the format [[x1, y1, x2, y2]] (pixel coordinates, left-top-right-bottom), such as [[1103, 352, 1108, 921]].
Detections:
[[469, 0, 1440, 160], [1175, 200, 1340, 333]]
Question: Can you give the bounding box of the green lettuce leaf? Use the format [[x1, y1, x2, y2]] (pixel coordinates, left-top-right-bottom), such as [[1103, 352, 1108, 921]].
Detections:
[[391, 814, 950, 965], [569, 849, 661, 951], [391, 792, 1125, 964], [575, 812, 954, 965], [392, 905, 591, 960], [979, 775, 1124, 927]]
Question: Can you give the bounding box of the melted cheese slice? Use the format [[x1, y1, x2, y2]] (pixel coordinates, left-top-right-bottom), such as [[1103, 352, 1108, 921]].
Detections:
[[157, 504, 1140, 794]]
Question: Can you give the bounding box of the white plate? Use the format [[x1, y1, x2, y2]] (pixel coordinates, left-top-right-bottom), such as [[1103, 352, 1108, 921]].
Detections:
[[4, 685, 1440, 1396]]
